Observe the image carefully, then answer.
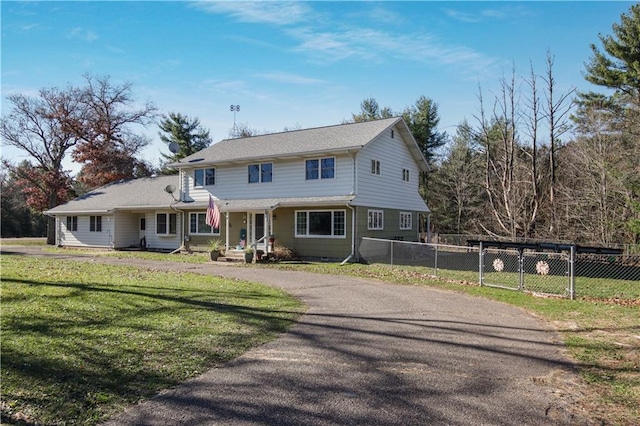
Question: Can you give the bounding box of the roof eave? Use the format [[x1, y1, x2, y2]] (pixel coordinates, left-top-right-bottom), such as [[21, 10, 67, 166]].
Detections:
[[169, 145, 366, 169]]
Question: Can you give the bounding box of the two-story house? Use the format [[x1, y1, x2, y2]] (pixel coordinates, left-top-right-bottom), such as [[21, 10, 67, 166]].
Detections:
[[45, 117, 430, 261]]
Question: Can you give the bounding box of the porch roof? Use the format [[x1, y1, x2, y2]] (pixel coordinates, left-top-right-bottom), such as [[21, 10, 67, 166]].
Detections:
[[176, 195, 356, 212]]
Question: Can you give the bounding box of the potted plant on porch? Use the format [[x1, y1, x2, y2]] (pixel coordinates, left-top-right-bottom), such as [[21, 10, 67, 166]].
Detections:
[[243, 246, 254, 263], [208, 239, 225, 261]]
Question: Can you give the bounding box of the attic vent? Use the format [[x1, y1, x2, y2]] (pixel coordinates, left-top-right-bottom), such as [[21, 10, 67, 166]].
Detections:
[[391, 130, 395, 139], [188, 158, 204, 163]]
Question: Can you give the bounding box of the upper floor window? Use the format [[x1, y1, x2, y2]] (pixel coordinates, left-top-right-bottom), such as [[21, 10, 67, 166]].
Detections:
[[66, 216, 78, 231], [189, 212, 219, 235], [89, 216, 102, 232], [402, 168, 410, 182], [248, 163, 273, 183], [194, 168, 215, 187], [156, 213, 177, 236], [305, 157, 335, 180], [295, 210, 345, 237], [371, 159, 381, 175], [368, 209, 384, 230], [400, 212, 413, 230]]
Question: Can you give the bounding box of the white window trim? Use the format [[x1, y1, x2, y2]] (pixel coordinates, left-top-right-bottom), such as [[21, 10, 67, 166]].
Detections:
[[194, 168, 215, 188], [368, 209, 384, 230], [400, 212, 413, 230], [305, 157, 336, 180], [248, 162, 273, 184], [89, 215, 102, 232], [189, 212, 220, 235], [66, 216, 78, 231], [371, 159, 381, 176], [156, 212, 177, 236], [295, 209, 346, 238]]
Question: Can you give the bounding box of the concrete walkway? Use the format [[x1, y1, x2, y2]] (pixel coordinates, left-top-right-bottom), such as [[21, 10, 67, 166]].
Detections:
[[3, 247, 591, 425]]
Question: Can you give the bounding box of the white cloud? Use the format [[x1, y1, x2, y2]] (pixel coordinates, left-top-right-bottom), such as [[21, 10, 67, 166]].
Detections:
[[192, 1, 311, 25], [67, 27, 98, 42], [257, 72, 325, 85]]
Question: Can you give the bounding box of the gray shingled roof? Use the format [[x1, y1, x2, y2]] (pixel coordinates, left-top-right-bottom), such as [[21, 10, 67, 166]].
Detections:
[[172, 117, 405, 166], [45, 175, 178, 215]]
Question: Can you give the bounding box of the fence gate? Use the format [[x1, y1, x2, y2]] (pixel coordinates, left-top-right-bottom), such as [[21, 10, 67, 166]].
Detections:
[[481, 248, 521, 290], [522, 251, 571, 297], [481, 248, 571, 297]]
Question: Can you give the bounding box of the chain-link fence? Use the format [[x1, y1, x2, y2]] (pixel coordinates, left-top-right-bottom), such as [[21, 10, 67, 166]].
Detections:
[[575, 254, 640, 299], [359, 237, 639, 301], [359, 238, 479, 283]]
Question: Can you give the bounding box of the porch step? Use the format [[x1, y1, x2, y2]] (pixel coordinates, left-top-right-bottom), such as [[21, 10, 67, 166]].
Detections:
[[221, 249, 246, 262]]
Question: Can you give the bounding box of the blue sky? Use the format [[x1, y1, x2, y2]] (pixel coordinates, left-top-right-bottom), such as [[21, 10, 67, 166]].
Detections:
[[1, 1, 635, 173]]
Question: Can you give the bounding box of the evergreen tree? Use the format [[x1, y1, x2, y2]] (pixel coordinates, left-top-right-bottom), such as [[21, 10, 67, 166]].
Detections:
[[159, 112, 212, 172], [584, 4, 640, 103]]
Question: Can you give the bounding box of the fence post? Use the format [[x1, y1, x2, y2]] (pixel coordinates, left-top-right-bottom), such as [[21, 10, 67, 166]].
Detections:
[[518, 248, 524, 291], [479, 242, 484, 286], [390, 240, 394, 267], [434, 243, 439, 277], [569, 245, 576, 300]]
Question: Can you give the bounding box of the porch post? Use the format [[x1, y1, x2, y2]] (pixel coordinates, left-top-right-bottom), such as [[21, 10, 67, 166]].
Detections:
[[225, 212, 230, 251]]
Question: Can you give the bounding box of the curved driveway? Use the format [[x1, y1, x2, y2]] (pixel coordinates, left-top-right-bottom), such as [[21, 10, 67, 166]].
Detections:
[[4, 247, 591, 425]]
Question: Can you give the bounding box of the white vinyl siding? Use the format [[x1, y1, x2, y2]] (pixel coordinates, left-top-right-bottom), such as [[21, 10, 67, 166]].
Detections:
[[59, 215, 113, 247], [183, 156, 352, 202], [354, 126, 429, 212]]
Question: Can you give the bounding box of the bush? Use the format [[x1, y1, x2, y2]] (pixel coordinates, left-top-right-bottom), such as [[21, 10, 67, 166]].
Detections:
[[270, 246, 297, 261]]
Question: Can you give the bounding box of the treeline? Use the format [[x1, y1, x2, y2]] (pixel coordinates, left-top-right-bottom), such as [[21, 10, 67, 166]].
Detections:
[[353, 6, 640, 247]]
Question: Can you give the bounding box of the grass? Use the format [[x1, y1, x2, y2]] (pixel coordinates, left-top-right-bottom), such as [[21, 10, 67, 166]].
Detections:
[[0, 255, 303, 425]]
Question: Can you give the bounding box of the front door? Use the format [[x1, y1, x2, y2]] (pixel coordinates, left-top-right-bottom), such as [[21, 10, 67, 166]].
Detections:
[[254, 213, 265, 247]]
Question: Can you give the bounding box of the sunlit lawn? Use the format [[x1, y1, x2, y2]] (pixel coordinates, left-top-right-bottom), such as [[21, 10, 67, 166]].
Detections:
[[0, 255, 303, 425]]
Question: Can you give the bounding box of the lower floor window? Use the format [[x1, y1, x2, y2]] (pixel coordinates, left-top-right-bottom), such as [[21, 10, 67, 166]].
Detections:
[[190, 212, 220, 235], [400, 212, 412, 230], [368, 210, 384, 230], [156, 213, 177, 235], [89, 216, 102, 232], [66, 216, 78, 231], [295, 210, 345, 237]]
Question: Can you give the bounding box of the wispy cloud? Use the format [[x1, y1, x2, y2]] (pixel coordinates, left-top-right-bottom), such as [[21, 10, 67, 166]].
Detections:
[[288, 25, 501, 75], [192, 1, 311, 25], [445, 5, 534, 23], [67, 27, 98, 42], [195, 2, 502, 76], [257, 72, 325, 85]]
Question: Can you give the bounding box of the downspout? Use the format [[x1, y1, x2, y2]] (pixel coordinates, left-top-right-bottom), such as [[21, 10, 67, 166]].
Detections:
[[341, 150, 358, 265], [170, 170, 185, 254], [340, 202, 356, 265]]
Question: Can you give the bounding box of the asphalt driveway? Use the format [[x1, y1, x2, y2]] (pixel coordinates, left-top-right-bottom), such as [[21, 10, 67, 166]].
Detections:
[[5, 247, 592, 425]]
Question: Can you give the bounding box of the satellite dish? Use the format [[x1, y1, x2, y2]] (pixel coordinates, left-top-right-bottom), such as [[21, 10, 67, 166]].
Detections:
[[164, 184, 176, 194], [168, 142, 180, 154]]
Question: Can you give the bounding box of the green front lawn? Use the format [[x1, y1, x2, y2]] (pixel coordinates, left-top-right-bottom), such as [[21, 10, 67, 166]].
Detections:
[[0, 255, 303, 425]]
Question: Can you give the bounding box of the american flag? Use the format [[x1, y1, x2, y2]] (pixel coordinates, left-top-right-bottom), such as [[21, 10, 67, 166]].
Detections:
[[206, 195, 220, 229]]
